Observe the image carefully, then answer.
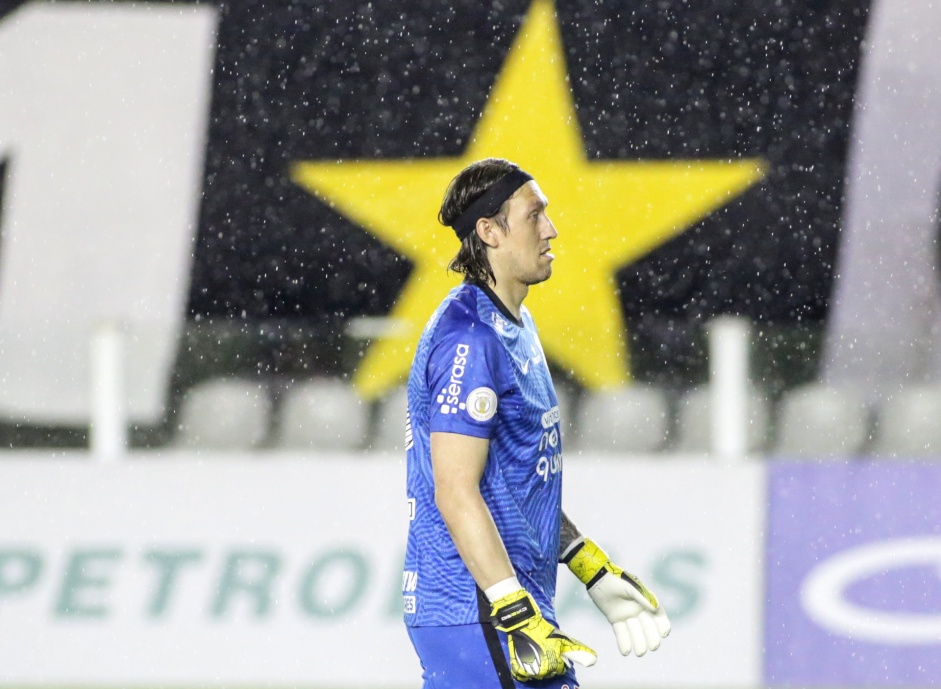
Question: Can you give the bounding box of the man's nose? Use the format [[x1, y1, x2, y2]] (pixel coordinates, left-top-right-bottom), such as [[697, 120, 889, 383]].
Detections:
[[544, 219, 558, 239]]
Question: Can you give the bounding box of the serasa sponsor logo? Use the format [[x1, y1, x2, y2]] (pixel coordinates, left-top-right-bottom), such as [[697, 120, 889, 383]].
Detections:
[[800, 536, 941, 644], [437, 343, 470, 414], [536, 424, 562, 482]]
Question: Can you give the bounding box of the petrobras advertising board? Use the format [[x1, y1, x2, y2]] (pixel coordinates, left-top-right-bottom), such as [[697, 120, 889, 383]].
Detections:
[[765, 462, 941, 687], [0, 455, 764, 688], [0, 455, 418, 687]]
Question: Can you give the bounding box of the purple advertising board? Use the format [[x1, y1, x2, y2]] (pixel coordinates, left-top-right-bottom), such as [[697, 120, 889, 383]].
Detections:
[[766, 461, 941, 687]]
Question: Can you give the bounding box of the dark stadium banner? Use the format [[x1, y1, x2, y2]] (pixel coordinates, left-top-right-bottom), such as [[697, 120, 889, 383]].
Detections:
[[187, 0, 871, 388], [0, 0, 874, 393]]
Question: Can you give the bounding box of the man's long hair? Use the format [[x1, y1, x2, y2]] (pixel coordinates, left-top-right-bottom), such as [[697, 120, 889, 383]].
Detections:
[[438, 158, 519, 286]]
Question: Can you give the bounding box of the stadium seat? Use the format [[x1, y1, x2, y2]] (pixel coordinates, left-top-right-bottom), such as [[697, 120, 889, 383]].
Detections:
[[175, 378, 271, 450], [576, 385, 669, 453], [372, 385, 409, 452], [277, 378, 367, 451], [675, 385, 770, 454], [871, 386, 941, 458], [773, 383, 868, 458]]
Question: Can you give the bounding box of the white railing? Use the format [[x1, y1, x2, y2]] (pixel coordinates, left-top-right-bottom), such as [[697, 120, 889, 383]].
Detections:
[[89, 321, 128, 461], [708, 316, 752, 462]]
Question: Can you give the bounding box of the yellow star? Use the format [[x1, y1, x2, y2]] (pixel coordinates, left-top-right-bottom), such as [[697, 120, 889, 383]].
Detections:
[[292, 0, 766, 399]]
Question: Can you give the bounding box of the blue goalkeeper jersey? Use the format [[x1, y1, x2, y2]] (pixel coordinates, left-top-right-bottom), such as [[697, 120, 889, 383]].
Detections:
[[403, 281, 564, 627]]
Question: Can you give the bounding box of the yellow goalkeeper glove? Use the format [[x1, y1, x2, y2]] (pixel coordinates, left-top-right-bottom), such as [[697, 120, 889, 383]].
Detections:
[[563, 538, 672, 657], [489, 587, 597, 681]]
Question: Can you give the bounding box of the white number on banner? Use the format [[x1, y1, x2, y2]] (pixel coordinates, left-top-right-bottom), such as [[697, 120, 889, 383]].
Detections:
[[0, 4, 217, 424]]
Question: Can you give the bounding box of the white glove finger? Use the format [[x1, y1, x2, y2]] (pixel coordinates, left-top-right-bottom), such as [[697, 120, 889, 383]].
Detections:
[[562, 648, 597, 668], [612, 620, 634, 656], [653, 606, 673, 638], [627, 616, 648, 657], [639, 612, 662, 652]]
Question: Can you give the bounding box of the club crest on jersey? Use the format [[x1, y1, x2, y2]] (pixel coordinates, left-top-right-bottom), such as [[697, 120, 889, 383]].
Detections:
[[437, 343, 470, 414], [466, 387, 498, 421]]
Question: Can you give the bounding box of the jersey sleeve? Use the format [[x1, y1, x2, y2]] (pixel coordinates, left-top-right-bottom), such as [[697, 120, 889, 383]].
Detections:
[[426, 321, 507, 439]]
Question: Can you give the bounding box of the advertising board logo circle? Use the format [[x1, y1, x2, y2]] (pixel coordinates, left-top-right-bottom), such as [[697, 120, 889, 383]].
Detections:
[[800, 536, 941, 644], [466, 387, 498, 421]]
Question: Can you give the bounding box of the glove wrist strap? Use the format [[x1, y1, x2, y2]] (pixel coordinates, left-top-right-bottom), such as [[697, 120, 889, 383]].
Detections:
[[490, 589, 539, 632], [562, 537, 611, 586]]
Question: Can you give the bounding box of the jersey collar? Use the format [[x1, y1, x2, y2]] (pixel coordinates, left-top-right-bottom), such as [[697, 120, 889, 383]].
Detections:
[[468, 280, 524, 329]]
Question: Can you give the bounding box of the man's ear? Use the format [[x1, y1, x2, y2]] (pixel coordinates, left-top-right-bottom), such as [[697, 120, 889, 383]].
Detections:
[[476, 218, 501, 248]]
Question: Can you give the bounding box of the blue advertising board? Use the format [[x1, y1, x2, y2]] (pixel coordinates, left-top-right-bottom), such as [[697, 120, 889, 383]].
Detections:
[[766, 461, 941, 686]]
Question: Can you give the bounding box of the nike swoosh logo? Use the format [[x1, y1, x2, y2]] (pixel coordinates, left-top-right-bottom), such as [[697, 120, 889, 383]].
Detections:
[[521, 358, 530, 374]]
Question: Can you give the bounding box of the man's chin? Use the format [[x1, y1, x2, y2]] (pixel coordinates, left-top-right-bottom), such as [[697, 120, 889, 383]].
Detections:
[[525, 268, 553, 286]]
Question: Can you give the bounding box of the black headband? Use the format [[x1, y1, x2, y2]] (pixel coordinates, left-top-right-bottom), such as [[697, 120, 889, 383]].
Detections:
[[450, 169, 534, 240]]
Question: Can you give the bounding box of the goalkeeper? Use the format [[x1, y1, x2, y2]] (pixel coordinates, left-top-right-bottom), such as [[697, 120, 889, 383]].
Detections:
[[403, 158, 671, 689]]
